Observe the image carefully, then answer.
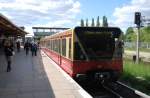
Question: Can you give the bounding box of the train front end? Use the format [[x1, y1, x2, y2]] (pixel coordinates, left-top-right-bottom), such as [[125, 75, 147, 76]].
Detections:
[[73, 27, 123, 82]]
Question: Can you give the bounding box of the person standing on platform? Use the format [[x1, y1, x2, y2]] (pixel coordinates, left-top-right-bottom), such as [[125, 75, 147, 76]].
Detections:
[[4, 39, 14, 72], [24, 41, 30, 55], [16, 41, 21, 52], [31, 42, 38, 56]]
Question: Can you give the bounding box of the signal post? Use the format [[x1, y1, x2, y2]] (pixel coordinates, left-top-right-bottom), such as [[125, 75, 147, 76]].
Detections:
[[134, 12, 141, 64]]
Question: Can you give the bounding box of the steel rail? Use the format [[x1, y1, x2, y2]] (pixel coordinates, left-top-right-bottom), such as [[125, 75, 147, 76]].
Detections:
[[102, 81, 150, 98]]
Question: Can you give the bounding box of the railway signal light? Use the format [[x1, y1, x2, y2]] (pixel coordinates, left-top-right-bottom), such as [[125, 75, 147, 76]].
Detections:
[[134, 12, 141, 26]]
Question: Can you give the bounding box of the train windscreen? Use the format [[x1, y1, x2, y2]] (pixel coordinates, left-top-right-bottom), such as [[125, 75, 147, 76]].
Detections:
[[74, 27, 122, 60]]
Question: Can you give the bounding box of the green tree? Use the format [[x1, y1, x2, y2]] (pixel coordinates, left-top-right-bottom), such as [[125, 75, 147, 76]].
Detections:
[[140, 26, 150, 42], [125, 27, 136, 42], [125, 26, 150, 42], [86, 19, 88, 27], [81, 19, 84, 27], [91, 18, 95, 27], [126, 27, 134, 35], [96, 16, 100, 27], [102, 16, 108, 27]]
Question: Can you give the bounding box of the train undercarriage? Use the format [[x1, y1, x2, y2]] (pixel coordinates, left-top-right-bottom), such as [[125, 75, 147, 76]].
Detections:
[[75, 69, 120, 83]]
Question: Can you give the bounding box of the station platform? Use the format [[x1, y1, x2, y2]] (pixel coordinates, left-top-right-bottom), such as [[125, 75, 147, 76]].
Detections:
[[0, 49, 92, 98]]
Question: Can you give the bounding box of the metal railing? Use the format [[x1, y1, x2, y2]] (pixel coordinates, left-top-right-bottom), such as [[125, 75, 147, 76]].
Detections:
[[124, 42, 150, 49]]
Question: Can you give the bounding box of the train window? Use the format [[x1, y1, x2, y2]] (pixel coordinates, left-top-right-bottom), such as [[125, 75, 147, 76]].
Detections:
[[44, 41, 46, 47], [53, 40, 55, 51], [75, 30, 117, 60], [58, 39, 61, 54], [49, 40, 51, 50], [48, 40, 50, 49], [49, 40, 50, 50], [69, 38, 72, 59], [50, 40, 52, 50], [45, 41, 46, 47], [54, 40, 57, 52], [47, 40, 49, 48], [48, 40, 51, 49], [56, 39, 59, 53], [46, 41, 49, 48], [55, 40, 57, 52], [62, 38, 66, 57], [42, 41, 44, 47], [66, 38, 69, 58], [50, 40, 51, 50], [52, 40, 54, 51], [74, 42, 86, 60], [54, 40, 56, 51]]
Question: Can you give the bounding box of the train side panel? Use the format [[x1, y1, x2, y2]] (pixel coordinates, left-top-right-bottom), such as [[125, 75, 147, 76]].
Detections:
[[42, 48, 74, 76], [43, 48, 60, 65], [41, 29, 74, 77]]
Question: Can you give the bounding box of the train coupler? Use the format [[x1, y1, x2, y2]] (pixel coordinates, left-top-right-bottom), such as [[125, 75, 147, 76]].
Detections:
[[95, 72, 110, 82]]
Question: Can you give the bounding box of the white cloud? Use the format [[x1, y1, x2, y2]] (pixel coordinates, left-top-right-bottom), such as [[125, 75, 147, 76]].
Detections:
[[69, 1, 80, 13], [113, 0, 150, 31], [0, 0, 81, 34]]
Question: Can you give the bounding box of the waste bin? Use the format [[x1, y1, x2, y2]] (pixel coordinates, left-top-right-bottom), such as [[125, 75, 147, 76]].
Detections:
[[133, 55, 136, 63]]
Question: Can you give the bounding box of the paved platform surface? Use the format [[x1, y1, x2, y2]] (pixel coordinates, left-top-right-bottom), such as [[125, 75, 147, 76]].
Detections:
[[0, 49, 89, 98]]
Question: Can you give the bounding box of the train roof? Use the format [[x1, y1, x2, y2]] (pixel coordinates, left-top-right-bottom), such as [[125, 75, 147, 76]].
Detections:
[[41, 28, 72, 41], [40, 26, 122, 41], [74, 26, 122, 32]]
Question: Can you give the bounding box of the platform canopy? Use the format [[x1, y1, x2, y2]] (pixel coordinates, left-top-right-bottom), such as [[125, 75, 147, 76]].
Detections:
[[0, 13, 28, 36]]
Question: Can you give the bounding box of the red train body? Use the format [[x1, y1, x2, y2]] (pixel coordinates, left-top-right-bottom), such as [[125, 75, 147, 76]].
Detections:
[[40, 27, 123, 81]]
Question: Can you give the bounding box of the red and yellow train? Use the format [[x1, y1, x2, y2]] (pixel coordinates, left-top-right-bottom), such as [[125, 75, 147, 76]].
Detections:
[[40, 27, 123, 81]]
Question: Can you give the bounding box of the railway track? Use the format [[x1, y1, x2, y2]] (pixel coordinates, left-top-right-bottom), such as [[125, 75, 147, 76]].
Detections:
[[102, 81, 148, 98], [76, 80, 117, 98], [77, 80, 149, 98]]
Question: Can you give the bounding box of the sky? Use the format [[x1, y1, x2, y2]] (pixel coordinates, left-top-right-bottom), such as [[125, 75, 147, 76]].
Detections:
[[0, 0, 150, 35]]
